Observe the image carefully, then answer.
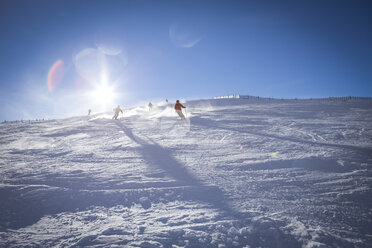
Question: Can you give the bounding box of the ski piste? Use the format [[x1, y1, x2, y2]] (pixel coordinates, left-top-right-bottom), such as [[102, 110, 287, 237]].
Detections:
[[1, 98, 372, 247]]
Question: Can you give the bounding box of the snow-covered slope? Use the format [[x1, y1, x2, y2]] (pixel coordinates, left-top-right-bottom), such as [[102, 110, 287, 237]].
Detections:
[[1, 98, 372, 247]]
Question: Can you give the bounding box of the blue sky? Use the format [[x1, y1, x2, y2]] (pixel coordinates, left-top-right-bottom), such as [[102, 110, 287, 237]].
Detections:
[[0, 0, 371, 120]]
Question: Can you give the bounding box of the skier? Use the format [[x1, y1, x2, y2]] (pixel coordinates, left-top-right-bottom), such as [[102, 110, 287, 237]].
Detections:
[[174, 100, 186, 120], [88, 109, 91, 116], [112, 105, 123, 120], [148, 102, 153, 111]]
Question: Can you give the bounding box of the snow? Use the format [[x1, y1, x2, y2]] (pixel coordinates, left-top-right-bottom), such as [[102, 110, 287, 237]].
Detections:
[[1, 98, 372, 247]]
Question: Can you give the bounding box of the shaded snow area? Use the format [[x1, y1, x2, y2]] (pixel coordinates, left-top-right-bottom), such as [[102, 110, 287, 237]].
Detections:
[[1, 99, 372, 248]]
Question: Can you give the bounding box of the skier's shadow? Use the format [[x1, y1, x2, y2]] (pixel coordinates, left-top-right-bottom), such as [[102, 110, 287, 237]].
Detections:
[[191, 116, 372, 157], [115, 121, 235, 215]]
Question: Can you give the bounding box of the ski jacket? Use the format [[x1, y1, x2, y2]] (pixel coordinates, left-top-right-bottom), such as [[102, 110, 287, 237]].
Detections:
[[174, 103, 185, 110], [114, 107, 123, 114]]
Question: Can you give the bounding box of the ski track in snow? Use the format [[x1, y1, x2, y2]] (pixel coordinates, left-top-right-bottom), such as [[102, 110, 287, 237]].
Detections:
[[1, 99, 372, 247]]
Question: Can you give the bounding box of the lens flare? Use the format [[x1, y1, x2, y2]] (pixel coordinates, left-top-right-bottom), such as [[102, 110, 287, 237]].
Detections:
[[73, 48, 127, 85], [95, 28, 123, 56], [47, 60, 64, 92], [169, 23, 204, 48]]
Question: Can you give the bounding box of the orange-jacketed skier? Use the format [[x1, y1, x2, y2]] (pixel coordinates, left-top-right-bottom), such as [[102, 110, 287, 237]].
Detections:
[[112, 105, 123, 120], [174, 100, 186, 120]]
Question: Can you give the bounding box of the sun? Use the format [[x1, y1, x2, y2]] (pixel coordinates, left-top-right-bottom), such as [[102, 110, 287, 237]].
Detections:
[[89, 82, 117, 111]]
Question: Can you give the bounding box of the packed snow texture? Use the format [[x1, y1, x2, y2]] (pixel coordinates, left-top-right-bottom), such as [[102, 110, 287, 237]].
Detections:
[[1, 98, 371, 247]]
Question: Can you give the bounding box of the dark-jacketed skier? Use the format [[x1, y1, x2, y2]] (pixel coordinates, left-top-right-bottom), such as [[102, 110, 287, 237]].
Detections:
[[174, 100, 186, 120]]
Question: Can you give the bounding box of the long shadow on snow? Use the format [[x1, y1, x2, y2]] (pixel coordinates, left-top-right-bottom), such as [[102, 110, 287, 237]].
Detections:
[[191, 116, 372, 162], [0, 119, 236, 231], [0, 119, 304, 247], [114, 122, 305, 247], [115, 121, 235, 215]]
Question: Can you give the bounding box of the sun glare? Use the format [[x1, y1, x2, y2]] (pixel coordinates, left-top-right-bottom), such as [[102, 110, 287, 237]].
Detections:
[[90, 82, 117, 111], [75, 47, 125, 113]]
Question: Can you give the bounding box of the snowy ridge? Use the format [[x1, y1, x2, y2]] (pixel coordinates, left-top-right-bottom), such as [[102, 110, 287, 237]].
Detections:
[[1, 98, 372, 247], [213, 95, 372, 101]]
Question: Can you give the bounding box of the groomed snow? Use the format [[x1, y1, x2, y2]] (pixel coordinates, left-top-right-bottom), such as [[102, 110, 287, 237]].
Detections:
[[1, 98, 371, 247]]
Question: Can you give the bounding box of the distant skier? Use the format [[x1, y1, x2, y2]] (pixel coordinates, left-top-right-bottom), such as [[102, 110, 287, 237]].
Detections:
[[148, 102, 153, 111], [174, 100, 186, 120], [112, 105, 123, 120], [88, 109, 91, 116]]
